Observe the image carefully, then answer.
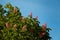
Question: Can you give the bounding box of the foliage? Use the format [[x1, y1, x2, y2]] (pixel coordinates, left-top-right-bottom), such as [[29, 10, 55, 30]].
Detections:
[[0, 3, 51, 40]]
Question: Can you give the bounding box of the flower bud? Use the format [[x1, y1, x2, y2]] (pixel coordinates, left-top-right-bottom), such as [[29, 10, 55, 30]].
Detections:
[[29, 12, 32, 17], [35, 16, 38, 19]]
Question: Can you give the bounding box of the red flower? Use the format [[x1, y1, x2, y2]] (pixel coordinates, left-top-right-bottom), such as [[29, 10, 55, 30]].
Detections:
[[13, 7, 17, 13], [42, 32, 46, 36], [29, 12, 32, 17], [21, 16, 25, 22], [5, 22, 10, 28], [35, 16, 38, 19], [22, 25, 27, 32], [42, 23, 47, 31], [38, 31, 46, 38], [22, 16, 25, 20]]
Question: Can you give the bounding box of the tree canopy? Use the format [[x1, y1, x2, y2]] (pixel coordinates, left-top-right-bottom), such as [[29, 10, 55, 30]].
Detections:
[[0, 3, 51, 40]]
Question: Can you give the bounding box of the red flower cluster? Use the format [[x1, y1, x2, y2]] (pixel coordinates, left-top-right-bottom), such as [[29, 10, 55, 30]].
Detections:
[[22, 25, 27, 32], [13, 7, 17, 13], [35, 16, 38, 19], [5, 22, 10, 28], [38, 31, 46, 38], [29, 12, 32, 17], [38, 23, 47, 38], [42, 23, 47, 31], [21, 16, 25, 22]]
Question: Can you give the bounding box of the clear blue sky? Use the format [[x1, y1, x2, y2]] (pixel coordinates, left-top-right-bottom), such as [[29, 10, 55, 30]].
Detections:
[[0, 0, 60, 40]]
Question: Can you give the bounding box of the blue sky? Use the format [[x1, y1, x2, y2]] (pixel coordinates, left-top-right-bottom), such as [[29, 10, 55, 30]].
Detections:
[[0, 0, 60, 40]]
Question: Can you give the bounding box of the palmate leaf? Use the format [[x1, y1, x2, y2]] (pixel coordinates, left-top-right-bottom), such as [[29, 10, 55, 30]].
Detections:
[[46, 28, 52, 32]]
